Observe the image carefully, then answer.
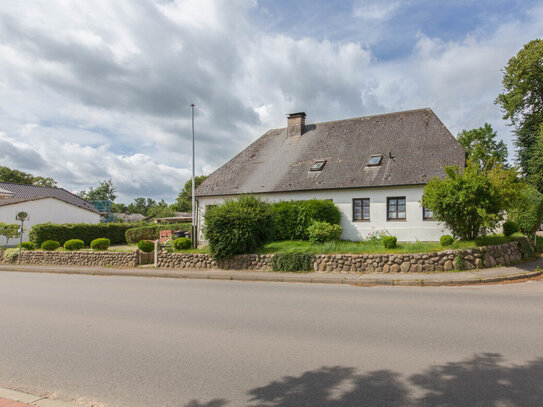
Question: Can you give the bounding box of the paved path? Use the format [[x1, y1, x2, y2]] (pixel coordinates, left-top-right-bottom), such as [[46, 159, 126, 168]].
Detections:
[[1, 254, 542, 286]]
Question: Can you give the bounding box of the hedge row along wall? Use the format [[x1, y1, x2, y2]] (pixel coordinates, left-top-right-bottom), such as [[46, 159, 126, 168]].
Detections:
[[125, 223, 191, 244], [29, 223, 142, 246]]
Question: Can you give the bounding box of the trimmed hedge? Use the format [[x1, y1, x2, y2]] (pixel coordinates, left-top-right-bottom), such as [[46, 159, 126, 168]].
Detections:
[[174, 237, 192, 250], [440, 235, 454, 246], [137, 240, 155, 253], [271, 252, 313, 272], [383, 236, 397, 249], [125, 223, 191, 244], [64, 239, 84, 251], [502, 221, 519, 237], [41, 240, 60, 251], [271, 199, 341, 241], [29, 223, 142, 246], [90, 238, 110, 251], [204, 195, 275, 259], [17, 241, 36, 250]]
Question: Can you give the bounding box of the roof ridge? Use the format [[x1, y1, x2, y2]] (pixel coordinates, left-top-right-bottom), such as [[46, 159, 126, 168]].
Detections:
[[0, 181, 59, 189], [266, 107, 433, 131]]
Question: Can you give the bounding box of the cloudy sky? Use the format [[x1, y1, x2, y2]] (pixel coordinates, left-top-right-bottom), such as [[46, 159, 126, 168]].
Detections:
[[0, 0, 542, 203]]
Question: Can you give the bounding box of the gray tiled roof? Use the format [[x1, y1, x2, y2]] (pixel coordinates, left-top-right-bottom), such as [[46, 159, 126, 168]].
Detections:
[[0, 183, 99, 213], [196, 108, 466, 197]]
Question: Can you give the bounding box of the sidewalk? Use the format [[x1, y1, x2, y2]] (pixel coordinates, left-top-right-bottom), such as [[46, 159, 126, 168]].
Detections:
[[1, 254, 542, 286]]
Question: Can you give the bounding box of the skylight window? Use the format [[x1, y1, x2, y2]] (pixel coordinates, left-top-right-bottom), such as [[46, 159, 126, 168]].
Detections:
[[367, 155, 382, 166], [310, 160, 326, 171]]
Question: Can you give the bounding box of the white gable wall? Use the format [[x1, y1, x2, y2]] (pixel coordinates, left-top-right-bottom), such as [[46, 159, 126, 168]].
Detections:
[[196, 185, 450, 242], [0, 198, 100, 246]]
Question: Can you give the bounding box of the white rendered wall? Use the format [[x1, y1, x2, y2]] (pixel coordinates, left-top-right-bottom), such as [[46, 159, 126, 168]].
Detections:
[[0, 198, 100, 246], [196, 185, 450, 242]]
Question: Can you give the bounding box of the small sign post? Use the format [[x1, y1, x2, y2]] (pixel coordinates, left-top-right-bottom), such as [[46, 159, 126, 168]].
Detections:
[[16, 211, 28, 265]]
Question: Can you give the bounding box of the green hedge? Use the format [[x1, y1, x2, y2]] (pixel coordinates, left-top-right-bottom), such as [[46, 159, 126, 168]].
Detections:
[[125, 223, 191, 244], [271, 199, 341, 241], [29, 223, 141, 246], [271, 252, 314, 272]]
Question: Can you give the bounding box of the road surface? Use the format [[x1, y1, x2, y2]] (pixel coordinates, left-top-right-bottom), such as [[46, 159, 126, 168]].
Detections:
[[1, 271, 543, 406]]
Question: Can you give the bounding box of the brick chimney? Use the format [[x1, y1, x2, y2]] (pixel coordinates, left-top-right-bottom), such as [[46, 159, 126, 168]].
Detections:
[[287, 112, 306, 137]]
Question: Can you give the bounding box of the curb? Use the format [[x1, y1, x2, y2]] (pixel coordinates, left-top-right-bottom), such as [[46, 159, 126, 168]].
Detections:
[[0, 387, 75, 407], [0, 265, 541, 286]]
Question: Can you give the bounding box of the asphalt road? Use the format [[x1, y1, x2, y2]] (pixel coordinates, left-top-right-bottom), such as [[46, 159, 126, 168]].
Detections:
[[1, 272, 543, 406]]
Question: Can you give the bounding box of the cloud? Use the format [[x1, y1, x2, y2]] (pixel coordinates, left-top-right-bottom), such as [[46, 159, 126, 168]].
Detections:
[[0, 0, 541, 203]]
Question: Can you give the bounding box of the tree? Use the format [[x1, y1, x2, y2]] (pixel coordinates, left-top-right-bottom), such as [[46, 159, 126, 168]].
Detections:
[[508, 185, 543, 235], [496, 39, 543, 178], [126, 197, 157, 215], [0, 223, 19, 248], [526, 132, 543, 193], [175, 175, 207, 212], [457, 123, 508, 170], [422, 163, 503, 240], [0, 166, 57, 187], [78, 179, 117, 202]]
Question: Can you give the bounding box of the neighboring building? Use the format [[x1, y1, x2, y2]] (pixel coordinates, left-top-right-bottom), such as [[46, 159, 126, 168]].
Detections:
[[153, 212, 192, 224], [115, 213, 147, 223], [195, 108, 466, 242], [0, 183, 100, 245]]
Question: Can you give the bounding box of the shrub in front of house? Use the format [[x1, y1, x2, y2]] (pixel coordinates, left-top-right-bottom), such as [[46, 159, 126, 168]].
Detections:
[[271, 199, 341, 241], [507, 186, 543, 235], [204, 195, 275, 259], [3, 248, 20, 263], [174, 237, 192, 251], [90, 238, 110, 251], [17, 241, 36, 250], [137, 240, 155, 253], [307, 221, 342, 244], [29, 223, 142, 247], [271, 252, 313, 272], [63, 239, 84, 251], [383, 236, 397, 249], [502, 221, 520, 237], [125, 223, 191, 244], [440, 235, 454, 246], [41, 240, 60, 251]]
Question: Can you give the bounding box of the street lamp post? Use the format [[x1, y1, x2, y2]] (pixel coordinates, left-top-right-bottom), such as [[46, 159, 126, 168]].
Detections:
[[191, 104, 196, 248]]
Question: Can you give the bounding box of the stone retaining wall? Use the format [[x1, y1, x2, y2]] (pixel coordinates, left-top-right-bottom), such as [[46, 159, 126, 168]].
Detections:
[[0, 240, 526, 272], [156, 252, 273, 270], [2, 250, 138, 267]]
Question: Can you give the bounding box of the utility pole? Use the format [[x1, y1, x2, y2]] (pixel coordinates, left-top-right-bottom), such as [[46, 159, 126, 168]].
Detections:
[[191, 104, 196, 248]]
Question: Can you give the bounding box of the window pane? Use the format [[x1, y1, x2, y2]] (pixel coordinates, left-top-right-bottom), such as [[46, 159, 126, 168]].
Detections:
[[363, 200, 370, 219], [397, 211, 406, 219], [353, 200, 362, 220]]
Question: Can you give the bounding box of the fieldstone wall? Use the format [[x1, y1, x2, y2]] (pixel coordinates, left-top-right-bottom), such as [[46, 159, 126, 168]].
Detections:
[[3, 250, 138, 267], [156, 252, 273, 270], [313, 241, 523, 273]]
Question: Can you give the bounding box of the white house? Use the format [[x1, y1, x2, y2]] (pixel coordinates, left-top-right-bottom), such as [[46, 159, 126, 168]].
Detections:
[[195, 108, 466, 242], [0, 183, 100, 245]]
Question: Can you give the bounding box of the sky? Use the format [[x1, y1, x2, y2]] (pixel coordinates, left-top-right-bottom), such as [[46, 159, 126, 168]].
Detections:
[[0, 0, 541, 203]]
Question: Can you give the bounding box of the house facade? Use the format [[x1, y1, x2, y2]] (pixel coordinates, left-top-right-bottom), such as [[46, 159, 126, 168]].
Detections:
[[0, 183, 100, 245], [195, 108, 466, 242]]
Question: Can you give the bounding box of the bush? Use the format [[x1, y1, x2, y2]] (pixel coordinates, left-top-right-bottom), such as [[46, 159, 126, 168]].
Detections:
[[508, 186, 543, 235], [502, 221, 520, 236], [440, 235, 454, 246], [41, 240, 60, 251], [271, 252, 313, 272], [29, 223, 142, 247], [455, 254, 464, 270], [137, 240, 155, 253], [204, 195, 275, 259], [383, 236, 397, 249], [125, 223, 191, 244], [90, 238, 110, 251], [307, 221, 342, 244], [3, 248, 20, 263], [17, 241, 36, 250], [174, 237, 192, 250], [63, 239, 84, 251], [271, 200, 341, 240]]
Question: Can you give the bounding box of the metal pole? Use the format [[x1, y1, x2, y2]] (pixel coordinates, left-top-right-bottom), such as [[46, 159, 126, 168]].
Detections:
[[191, 104, 196, 248], [18, 220, 23, 264]]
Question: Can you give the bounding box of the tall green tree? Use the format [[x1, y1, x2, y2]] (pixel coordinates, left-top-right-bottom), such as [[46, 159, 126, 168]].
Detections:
[[126, 197, 157, 215], [496, 39, 543, 179], [457, 123, 508, 170], [0, 166, 57, 187], [78, 179, 117, 202], [175, 175, 207, 212]]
